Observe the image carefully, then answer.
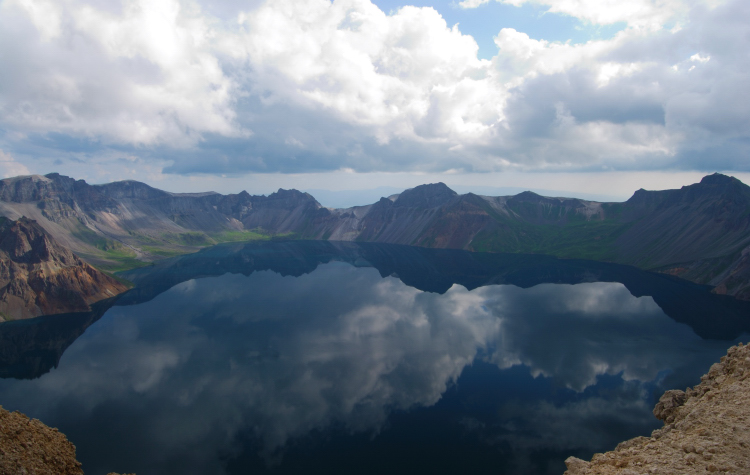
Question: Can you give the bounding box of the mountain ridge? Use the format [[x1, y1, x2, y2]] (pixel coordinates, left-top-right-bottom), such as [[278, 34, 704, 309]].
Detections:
[[1, 172, 749, 300]]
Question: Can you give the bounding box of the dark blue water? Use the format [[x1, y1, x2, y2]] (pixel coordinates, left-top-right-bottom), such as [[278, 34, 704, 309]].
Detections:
[[0, 241, 748, 475]]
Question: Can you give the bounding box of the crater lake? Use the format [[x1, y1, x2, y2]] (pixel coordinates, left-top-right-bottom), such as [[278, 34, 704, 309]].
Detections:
[[1, 240, 749, 475]]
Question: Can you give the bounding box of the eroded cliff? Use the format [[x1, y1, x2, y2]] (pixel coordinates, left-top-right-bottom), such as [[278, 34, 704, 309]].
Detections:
[[0, 217, 128, 321]]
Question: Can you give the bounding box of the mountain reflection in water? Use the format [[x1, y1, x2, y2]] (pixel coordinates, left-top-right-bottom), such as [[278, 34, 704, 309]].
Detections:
[[0, 297, 118, 379], [0, 241, 748, 475]]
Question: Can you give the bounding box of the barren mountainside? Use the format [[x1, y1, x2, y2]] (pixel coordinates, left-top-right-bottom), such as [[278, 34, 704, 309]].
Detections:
[[1, 172, 749, 299], [0, 217, 128, 321]]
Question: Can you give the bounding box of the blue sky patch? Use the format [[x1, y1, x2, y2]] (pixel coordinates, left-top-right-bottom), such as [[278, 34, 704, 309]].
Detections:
[[371, 0, 627, 59]]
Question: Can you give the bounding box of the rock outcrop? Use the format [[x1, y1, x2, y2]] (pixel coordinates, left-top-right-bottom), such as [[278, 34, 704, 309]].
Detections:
[[0, 405, 83, 475], [0, 217, 128, 321], [564, 342, 750, 474], [0, 405, 134, 474]]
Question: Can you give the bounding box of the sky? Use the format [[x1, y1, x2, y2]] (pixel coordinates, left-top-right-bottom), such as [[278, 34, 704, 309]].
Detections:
[[1, 0, 749, 204]]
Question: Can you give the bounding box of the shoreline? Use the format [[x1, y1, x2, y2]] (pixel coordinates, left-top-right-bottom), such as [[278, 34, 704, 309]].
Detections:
[[564, 342, 750, 474]]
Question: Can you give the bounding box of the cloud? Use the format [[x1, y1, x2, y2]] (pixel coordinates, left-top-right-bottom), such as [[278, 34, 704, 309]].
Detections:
[[478, 282, 706, 391], [0, 0, 748, 177], [0, 0, 241, 147], [225, 0, 499, 143], [0, 150, 31, 178], [0, 266, 501, 472]]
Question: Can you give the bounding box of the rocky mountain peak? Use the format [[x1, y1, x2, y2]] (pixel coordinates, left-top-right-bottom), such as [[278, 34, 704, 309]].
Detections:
[[624, 187, 654, 205], [699, 173, 738, 186], [3, 174, 50, 184], [512, 190, 543, 200], [626, 173, 749, 206], [95, 180, 170, 200], [0, 175, 56, 203], [694, 173, 750, 201], [0, 217, 74, 265], [507, 190, 584, 208], [265, 188, 321, 208], [42, 173, 84, 190], [394, 182, 457, 208], [507, 191, 551, 204]]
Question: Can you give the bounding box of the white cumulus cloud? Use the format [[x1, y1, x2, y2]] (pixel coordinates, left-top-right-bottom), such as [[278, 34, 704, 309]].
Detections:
[[0, 0, 748, 177], [1, 0, 240, 147], [0, 150, 31, 178]]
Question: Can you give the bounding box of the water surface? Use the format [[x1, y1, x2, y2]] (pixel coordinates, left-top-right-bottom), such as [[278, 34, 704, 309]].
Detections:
[[0, 241, 748, 475]]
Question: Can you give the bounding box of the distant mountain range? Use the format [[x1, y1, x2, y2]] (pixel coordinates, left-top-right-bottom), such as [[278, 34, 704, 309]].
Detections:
[[1, 172, 749, 300]]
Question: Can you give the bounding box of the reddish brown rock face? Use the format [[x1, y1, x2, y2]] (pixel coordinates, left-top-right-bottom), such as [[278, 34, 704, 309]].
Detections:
[[0, 217, 129, 321]]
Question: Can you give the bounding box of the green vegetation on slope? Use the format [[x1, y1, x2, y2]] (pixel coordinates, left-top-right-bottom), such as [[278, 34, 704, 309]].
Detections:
[[70, 223, 122, 251], [70, 223, 152, 272], [91, 229, 275, 273], [58, 226, 265, 274], [212, 229, 270, 243], [87, 248, 152, 274], [160, 231, 216, 247], [470, 218, 632, 261]]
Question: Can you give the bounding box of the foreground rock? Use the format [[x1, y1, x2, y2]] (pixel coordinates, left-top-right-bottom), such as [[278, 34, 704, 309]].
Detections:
[[564, 342, 750, 474], [0, 405, 134, 474], [0, 405, 83, 474], [0, 217, 129, 321]]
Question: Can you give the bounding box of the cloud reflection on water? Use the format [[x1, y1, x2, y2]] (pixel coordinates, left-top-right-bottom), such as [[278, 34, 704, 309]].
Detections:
[[0, 261, 741, 474]]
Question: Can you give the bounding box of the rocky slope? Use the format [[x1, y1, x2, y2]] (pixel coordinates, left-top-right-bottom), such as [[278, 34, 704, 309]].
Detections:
[[1, 172, 750, 299], [611, 174, 750, 269], [0, 405, 83, 474], [0, 173, 324, 269], [0, 405, 132, 474], [564, 342, 750, 475], [0, 217, 128, 321]]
